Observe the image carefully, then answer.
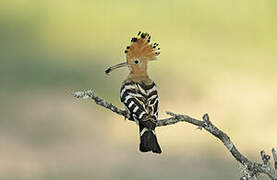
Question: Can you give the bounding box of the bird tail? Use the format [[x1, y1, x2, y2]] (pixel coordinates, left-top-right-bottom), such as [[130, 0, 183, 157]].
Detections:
[[139, 124, 162, 154]]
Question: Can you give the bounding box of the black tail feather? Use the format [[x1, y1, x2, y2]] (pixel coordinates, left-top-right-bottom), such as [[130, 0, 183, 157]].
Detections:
[[139, 127, 162, 154]]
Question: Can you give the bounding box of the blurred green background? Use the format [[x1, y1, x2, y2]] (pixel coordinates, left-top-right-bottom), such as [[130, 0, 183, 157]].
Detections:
[[1, 0, 276, 179]]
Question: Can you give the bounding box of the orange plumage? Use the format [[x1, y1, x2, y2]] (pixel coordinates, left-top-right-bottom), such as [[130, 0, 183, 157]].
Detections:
[[124, 32, 160, 61]]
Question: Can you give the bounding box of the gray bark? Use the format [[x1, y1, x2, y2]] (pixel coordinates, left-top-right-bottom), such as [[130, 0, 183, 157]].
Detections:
[[73, 89, 277, 180]]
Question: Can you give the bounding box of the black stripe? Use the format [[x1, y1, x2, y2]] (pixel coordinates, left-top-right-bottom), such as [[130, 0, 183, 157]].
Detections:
[[122, 82, 136, 87], [124, 98, 145, 114], [123, 81, 155, 91], [153, 113, 158, 120], [133, 84, 148, 98], [120, 89, 137, 101], [149, 106, 154, 113], [120, 84, 136, 93], [121, 87, 147, 101], [137, 111, 145, 120], [120, 90, 146, 103], [149, 95, 158, 105], [153, 99, 158, 114], [121, 82, 149, 98], [120, 82, 136, 94], [134, 108, 143, 118], [121, 81, 159, 123], [120, 87, 136, 94], [138, 82, 156, 90], [140, 113, 147, 120], [134, 110, 147, 121], [128, 102, 136, 112], [148, 90, 157, 98]]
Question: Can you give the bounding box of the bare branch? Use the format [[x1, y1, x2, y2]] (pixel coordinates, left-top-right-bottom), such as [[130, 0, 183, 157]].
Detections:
[[73, 90, 129, 119], [73, 89, 277, 180], [273, 148, 277, 170]]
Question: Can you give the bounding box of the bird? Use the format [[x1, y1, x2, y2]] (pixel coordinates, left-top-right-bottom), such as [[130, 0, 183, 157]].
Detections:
[[105, 31, 162, 153]]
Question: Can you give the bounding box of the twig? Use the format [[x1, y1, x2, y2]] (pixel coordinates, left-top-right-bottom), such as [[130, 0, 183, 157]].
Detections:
[[273, 148, 277, 177], [73, 90, 129, 118], [73, 89, 277, 180]]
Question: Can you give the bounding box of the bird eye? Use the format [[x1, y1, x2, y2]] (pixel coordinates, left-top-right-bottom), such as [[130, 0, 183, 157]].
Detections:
[[134, 60, 140, 64]]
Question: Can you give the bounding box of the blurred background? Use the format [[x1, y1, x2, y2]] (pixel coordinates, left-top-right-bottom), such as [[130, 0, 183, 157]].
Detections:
[[1, 0, 276, 179]]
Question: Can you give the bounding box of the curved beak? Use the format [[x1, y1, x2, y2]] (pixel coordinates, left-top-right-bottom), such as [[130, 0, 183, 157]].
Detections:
[[105, 62, 128, 74]]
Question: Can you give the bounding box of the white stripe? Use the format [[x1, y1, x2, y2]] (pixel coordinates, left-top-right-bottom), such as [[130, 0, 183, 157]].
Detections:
[[140, 127, 148, 136], [133, 106, 139, 113], [130, 113, 139, 124], [147, 85, 157, 95], [133, 116, 139, 124], [122, 84, 157, 98], [154, 110, 158, 119], [151, 130, 156, 135], [148, 94, 157, 101], [128, 92, 143, 98], [124, 95, 132, 103], [149, 97, 158, 105], [120, 85, 136, 97], [128, 101, 134, 108], [137, 84, 147, 95], [120, 89, 127, 98], [138, 112, 145, 119]]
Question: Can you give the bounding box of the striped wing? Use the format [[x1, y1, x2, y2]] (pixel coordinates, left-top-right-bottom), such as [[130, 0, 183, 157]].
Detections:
[[120, 81, 159, 123]]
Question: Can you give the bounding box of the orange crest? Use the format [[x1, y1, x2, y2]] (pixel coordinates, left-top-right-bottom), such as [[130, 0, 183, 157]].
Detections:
[[124, 32, 160, 61]]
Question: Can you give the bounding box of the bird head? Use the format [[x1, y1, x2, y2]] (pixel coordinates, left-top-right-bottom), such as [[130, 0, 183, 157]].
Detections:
[[105, 32, 160, 75]]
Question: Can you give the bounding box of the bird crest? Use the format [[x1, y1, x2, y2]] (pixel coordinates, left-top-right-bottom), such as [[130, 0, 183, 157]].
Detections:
[[104, 31, 160, 75], [124, 31, 160, 61]]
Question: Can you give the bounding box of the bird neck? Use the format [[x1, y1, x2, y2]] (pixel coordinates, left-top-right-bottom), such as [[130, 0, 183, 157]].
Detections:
[[128, 71, 148, 81], [128, 64, 148, 80]]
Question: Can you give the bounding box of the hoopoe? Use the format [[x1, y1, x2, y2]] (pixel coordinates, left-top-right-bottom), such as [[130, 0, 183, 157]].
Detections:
[[105, 32, 162, 153]]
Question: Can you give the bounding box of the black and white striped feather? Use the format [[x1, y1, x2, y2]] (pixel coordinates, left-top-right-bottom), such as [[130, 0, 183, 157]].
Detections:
[[120, 80, 161, 153]]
